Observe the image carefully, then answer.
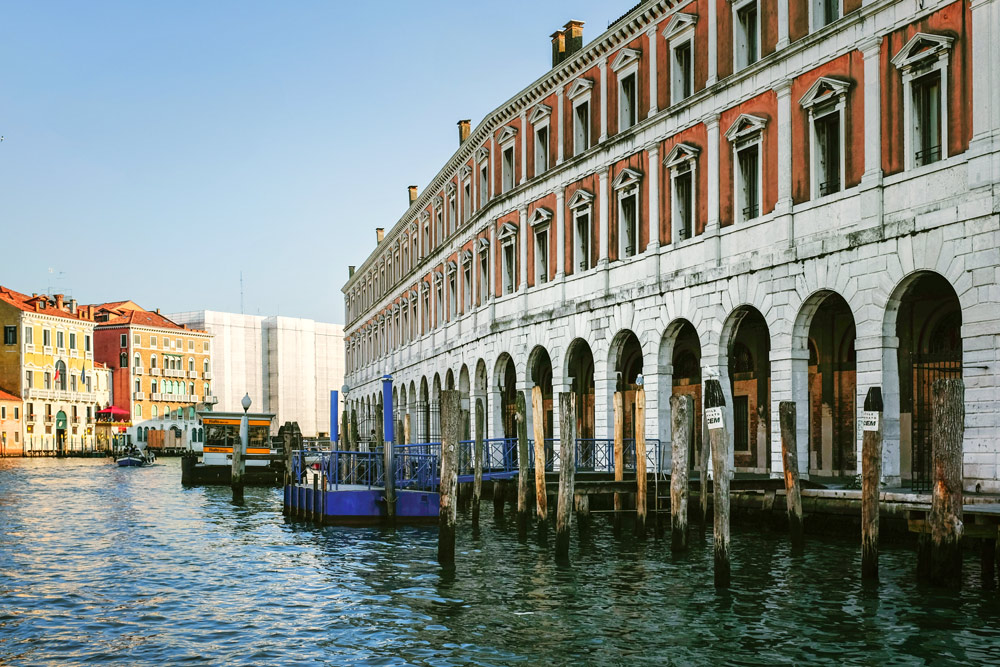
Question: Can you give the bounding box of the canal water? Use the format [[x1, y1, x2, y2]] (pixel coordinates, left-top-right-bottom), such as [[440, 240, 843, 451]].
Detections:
[[1, 458, 998, 666]]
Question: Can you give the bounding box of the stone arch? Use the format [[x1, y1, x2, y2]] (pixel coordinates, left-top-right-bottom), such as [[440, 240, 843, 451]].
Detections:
[[720, 305, 772, 474], [607, 329, 644, 441], [657, 318, 704, 470], [494, 352, 518, 438], [431, 373, 442, 441], [418, 376, 430, 443], [882, 270, 963, 490], [459, 364, 471, 439], [474, 358, 489, 438], [527, 345, 554, 441], [565, 337, 596, 466]]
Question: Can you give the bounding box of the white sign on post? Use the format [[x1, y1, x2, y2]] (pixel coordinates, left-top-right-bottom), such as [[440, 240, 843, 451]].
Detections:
[[706, 407, 724, 431], [862, 411, 880, 432]]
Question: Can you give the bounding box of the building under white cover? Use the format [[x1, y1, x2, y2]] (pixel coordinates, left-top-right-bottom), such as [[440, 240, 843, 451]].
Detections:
[[168, 310, 345, 437]]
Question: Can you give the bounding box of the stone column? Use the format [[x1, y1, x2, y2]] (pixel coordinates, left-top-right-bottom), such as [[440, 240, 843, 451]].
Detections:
[[774, 79, 794, 247], [519, 108, 528, 185], [598, 169, 610, 268], [518, 205, 528, 293], [599, 58, 609, 143], [555, 187, 566, 280], [969, 0, 1000, 189], [770, 345, 810, 478], [646, 143, 661, 282], [856, 333, 900, 486], [860, 37, 884, 229], [704, 114, 721, 264], [647, 25, 659, 117], [557, 85, 566, 165], [707, 0, 718, 86]]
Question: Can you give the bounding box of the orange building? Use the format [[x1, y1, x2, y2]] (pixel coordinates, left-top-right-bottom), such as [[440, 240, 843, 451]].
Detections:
[[0, 388, 22, 456]]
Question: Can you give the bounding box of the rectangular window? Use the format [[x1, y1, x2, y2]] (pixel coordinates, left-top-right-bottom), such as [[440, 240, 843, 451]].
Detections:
[[535, 230, 549, 284], [674, 167, 694, 240], [69, 332, 76, 350], [26, 370, 33, 389], [43, 329, 51, 347], [814, 0, 839, 30], [575, 211, 591, 271], [448, 275, 457, 320], [71, 375, 77, 392], [120, 333, 127, 348], [133, 334, 141, 346], [815, 110, 841, 196], [735, 1, 759, 70], [436, 285, 443, 327], [672, 41, 693, 104], [14, 407, 18, 420], [619, 73, 637, 131], [479, 254, 489, 304], [734, 395, 750, 452], [620, 192, 638, 258], [203, 341, 210, 352], [1, 406, 5, 419], [535, 125, 549, 176], [463, 183, 472, 222], [502, 146, 515, 192], [480, 165, 490, 206], [44, 372, 51, 390], [57, 331, 65, 349], [448, 197, 456, 236], [85, 335, 91, 352], [913, 71, 942, 167], [24, 327, 33, 345], [503, 245, 516, 295], [737, 143, 760, 221], [464, 266, 472, 311], [188, 341, 194, 351], [3, 326, 15, 345], [150, 336, 157, 348], [574, 102, 590, 155]]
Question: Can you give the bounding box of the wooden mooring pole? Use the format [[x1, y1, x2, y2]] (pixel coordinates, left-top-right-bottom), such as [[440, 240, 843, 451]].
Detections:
[[556, 392, 576, 562], [861, 387, 883, 581], [670, 394, 692, 552], [635, 387, 648, 539], [779, 401, 804, 551], [438, 390, 460, 568], [705, 379, 730, 588], [473, 399, 484, 530], [613, 391, 624, 537], [232, 412, 247, 503], [699, 407, 710, 531], [919, 378, 965, 588], [516, 390, 530, 541], [532, 386, 548, 524]]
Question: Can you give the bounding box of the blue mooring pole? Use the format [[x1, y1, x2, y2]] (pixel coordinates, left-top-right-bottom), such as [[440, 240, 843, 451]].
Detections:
[[382, 375, 396, 523], [330, 390, 339, 447]]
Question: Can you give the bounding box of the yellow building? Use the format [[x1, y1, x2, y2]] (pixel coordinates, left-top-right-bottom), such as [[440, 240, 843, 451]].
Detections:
[[0, 287, 104, 454]]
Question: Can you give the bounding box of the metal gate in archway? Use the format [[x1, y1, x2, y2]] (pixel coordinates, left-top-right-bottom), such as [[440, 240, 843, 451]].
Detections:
[[910, 356, 962, 493]]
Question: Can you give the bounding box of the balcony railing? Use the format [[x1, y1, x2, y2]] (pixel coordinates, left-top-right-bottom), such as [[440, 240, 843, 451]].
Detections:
[[133, 366, 144, 376], [203, 395, 218, 404], [133, 392, 145, 400], [150, 368, 161, 376], [203, 371, 212, 380], [188, 370, 198, 379]]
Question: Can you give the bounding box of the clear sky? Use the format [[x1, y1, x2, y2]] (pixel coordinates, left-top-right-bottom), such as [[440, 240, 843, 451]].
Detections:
[[0, 0, 635, 322]]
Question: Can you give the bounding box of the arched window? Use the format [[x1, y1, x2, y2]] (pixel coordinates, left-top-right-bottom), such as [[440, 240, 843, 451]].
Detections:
[[203, 359, 209, 373], [164, 408, 170, 420], [151, 405, 158, 419], [134, 404, 142, 418], [151, 379, 158, 394], [150, 355, 158, 369], [120, 353, 127, 368], [189, 383, 195, 396], [55, 360, 67, 391], [188, 406, 195, 420], [204, 382, 210, 396], [188, 357, 195, 371], [134, 354, 141, 368]]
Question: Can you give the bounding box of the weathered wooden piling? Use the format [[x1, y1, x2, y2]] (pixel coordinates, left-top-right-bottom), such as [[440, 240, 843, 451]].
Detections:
[[920, 378, 965, 588], [231, 415, 246, 503], [473, 398, 484, 530], [438, 390, 460, 568], [516, 391, 530, 540], [494, 479, 505, 521], [635, 387, 648, 538], [861, 387, 883, 581], [670, 394, 692, 552], [556, 392, 576, 562], [613, 391, 624, 536], [575, 493, 590, 532], [699, 407, 710, 529], [532, 386, 548, 523], [778, 401, 804, 551], [704, 379, 730, 588]]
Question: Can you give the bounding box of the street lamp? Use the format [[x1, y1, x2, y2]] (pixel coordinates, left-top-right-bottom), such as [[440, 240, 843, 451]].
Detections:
[[242, 393, 252, 413]]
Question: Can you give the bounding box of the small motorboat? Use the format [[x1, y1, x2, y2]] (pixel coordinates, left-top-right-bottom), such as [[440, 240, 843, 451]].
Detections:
[[115, 445, 155, 467]]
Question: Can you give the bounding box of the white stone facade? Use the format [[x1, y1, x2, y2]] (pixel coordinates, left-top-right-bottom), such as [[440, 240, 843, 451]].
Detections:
[[343, 0, 1000, 491], [168, 311, 345, 437]]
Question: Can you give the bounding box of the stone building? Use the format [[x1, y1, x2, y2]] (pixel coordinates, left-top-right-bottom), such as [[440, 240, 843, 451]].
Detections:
[[167, 310, 345, 438], [0, 388, 22, 456], [343, 0, 1000, 492]]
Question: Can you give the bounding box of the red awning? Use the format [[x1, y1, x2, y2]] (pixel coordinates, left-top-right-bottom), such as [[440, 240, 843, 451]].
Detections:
[[97, 406, 130, 417]]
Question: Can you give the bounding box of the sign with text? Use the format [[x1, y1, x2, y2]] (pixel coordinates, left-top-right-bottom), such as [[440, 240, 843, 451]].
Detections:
[[862, 411, 880, 432], [706, 407, 724, 430]]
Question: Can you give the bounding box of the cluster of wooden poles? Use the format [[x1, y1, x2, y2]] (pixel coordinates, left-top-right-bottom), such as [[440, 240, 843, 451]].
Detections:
[[436, 377, 969, 590]]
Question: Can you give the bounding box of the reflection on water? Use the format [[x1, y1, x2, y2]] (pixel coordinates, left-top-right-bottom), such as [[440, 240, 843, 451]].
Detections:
[[1, 458, 998, 665]]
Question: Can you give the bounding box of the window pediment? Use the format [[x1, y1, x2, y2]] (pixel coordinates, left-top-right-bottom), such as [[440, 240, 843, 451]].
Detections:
[[400, 296, 409, 307], [461, 250, 473, 264], [460, 164, 472, 180], [408, 289, 418, 300], [497, 125, 518, 145], [891, 32, 954, 71], [445, 182, 456, 196], [662, 13, 697, 40], [497, 221, 519, 242], [611, 47, 642, 72], [476, 146, 490, 163], [568, 77, 594, 100], [724, 113, 768, 142], [445, 260, 457, 274], [529, 103, 552, 125], [419, 210, 430, 224], [568, 189, 594, 210], [611, 167, 643, 191], [477, 237, 491, 252], [799, 76, 851, 110], [420, 281, 430, 293], [408, 221, 418, 234], [664, 142, 700, 169], [433, 270, 444, 285], [433, 195, 444, 211], [529, 207, 553, 229], [391, 303, 400, 313]]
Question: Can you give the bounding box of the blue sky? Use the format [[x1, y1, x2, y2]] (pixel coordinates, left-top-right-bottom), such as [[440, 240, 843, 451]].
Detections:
[[0, 1, 634, 322]]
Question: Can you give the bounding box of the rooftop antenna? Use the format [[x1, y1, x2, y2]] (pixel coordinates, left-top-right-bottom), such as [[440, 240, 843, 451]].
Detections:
[[240, 271, 245, 315], [46, 267, 66, 296]]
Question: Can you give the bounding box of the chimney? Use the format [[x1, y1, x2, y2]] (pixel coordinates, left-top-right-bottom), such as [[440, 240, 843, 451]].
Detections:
[[55, 294, 64, 310], [155, 308, 160, 314], [563, 20, 585, 58], [69, 299, 77, 314], [551, 29, 566, 67], [349, 265, 356, 277], [408, 185, 418, 205], [457, 119, 471, 144], [376, 228, 385, 244]]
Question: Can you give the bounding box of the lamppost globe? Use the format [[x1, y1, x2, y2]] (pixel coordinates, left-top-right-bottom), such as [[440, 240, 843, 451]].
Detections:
[[241, 393, 251, 413]]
